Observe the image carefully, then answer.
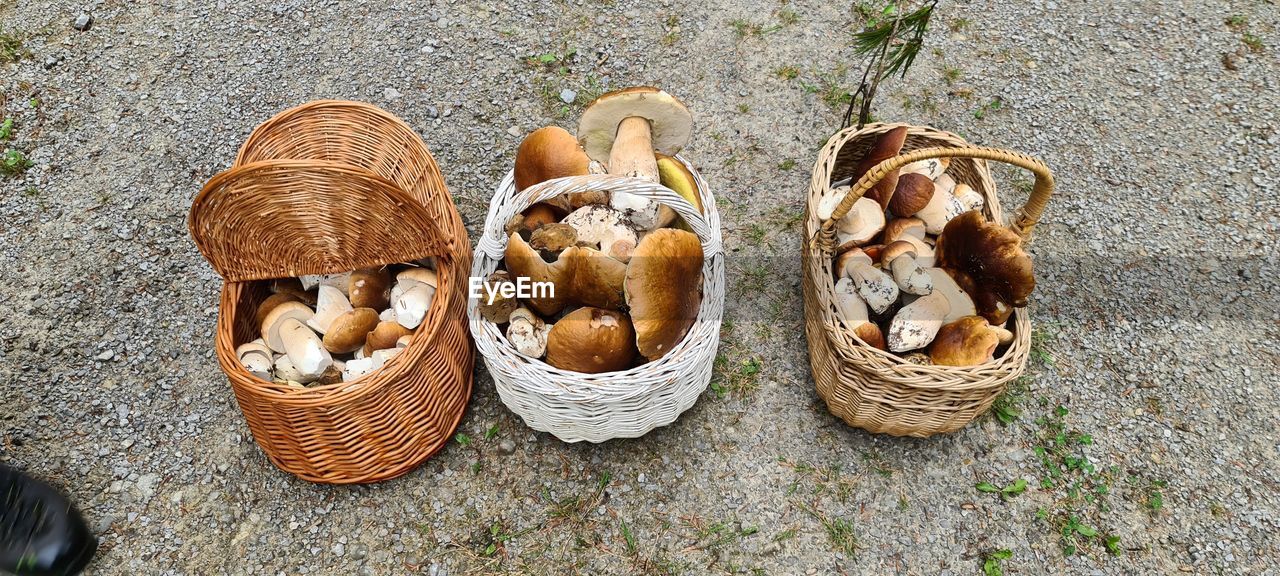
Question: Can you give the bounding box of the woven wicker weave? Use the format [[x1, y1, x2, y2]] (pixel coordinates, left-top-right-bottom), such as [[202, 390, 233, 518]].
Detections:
[[470, 161, 724, 443], [803, 123, 1055, 437], [188, 101, 473, 483]]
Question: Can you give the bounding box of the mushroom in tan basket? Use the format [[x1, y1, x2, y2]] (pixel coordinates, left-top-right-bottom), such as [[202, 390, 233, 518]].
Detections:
[[833, 277, 885, 350], [307, 285, 352, 334], [880, 241, 933, 296], [261, 301, 332, 380], [835, 248, 898, 315], [849, 126, 908, 210], [816, 190, 885, 252], [348, 268, 391, 310], [545, 307, 637, 373], [885, 268, 976, 352], [935, 210, 1036, 325], [928, 315, 1014, 366], [364, 320, 413, 356], [625, 228, 703, 361], [578, 87, 693, 229]]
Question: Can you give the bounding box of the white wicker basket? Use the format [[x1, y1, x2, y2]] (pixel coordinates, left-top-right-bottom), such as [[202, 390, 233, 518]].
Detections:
[[469, 158, 725, 443]]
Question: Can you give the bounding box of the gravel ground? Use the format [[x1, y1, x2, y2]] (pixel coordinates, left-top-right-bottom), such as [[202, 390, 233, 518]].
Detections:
[[2, 0, 1278, 574]]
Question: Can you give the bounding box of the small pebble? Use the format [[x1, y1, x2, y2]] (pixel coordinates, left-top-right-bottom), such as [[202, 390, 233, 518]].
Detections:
[[73, 14, 93, 31]]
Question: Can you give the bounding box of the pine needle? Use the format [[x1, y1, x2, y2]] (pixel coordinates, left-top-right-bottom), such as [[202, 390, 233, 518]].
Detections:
[[843, 0, 937, 128]]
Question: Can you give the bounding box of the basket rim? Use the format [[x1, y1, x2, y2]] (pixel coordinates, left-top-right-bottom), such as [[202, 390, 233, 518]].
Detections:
[[805, 122, 1031, 383], [468, 156, 726, 395]]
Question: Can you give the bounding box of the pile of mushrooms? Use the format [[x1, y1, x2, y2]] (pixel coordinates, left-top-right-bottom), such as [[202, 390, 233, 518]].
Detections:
[[235, 261, 437, 386], [824, 127, 1035, 366], [480, 86, 706, 373]]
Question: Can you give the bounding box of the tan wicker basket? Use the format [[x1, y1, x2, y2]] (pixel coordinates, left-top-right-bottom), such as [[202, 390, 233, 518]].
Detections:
[[803, 123, 1055, 437], [188, 101, 474, 483]]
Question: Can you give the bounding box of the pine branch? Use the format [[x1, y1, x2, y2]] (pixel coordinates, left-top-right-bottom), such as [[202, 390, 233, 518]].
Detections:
[[843, 0, 937, 129]]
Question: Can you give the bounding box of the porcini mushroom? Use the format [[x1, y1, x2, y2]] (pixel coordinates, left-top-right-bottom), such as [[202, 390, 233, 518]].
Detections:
[[929, 315, 1005, 366], [625, 228, 703, 361], [935, 211, 1036, 325], [835, 248, 898, 315], [914, 179, 967, 235], [545, 307, 637, 373], [515, 126, 591, 191], [578, 87, 693, 229], [307, 285, 353, 334], [882, 217, 934, 266], [816, 191, 885, 251], [833, 277, 886, 349], [655, 153, 704, 215], [255, 292, 301, 331], [269, 277, 316, 305], [887, 172, 935, 218], [506, 307, 551, 358], [505, 233, 627, 314], [261, 301, 332, 379], [391, 268, 437, 330], [348, 268, 391, 310], [850, 126, 908, 210], [235, 340, 274, 380], [901, 157, 949, 180], [322, 307, 380, 354], [881, 241, 933, 296], [477, 271, 519, 324], [561, 205, 638, 261], [364, 320, 413, 355], [885, 268, 976, 352], [342, 357, 379, 382], [952, 183, 984, 212]]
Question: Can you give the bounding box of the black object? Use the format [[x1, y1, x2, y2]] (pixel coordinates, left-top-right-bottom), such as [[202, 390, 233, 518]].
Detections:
[[0, 465, 96, 576]]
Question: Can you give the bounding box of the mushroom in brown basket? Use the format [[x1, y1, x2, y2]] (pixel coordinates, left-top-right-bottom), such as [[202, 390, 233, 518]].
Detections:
[[308, 285, 352, 334], [835, 248, 898, 315], [625, 228, 703, 361], [235, 339, 273, 380], [928, 315, 1014, 366], [578, 87, 693, 229], [545, 307, 637, 373], [886, 172, 935, 218], [348, 268, 391, 310], [833, 277, 886, 350], [364, 321, 413, 356], [269, 277, 316, 305], [934, 210, 1035, 325], [322, 307, 380, 354], [849, 126, 907, 210], [914, 179, 967, 235], [885, 268, 975, 352], [391, 268, 437, 330], [952, 183, 985, 212], [261, 301, 332, 380], [255, 292, 301, 331], [880, 241, 933, 296], [515, 126, 607, 210]]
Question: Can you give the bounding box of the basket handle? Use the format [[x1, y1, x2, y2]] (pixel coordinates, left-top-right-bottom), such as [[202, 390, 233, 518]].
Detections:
[[820, 146, 1055, 242]]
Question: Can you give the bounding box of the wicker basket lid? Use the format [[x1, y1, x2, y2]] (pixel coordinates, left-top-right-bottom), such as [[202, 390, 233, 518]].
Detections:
[[189, 160, 446, 282]]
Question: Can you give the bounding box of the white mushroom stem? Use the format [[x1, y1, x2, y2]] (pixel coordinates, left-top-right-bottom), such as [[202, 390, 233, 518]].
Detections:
[[506, 307, 549, 358], [307, 285, 352, 334], [607, 117, 673, 229], [391, 283, 435, 330], [902, 158, 948, 179], [842, 251, 898, 314], [277, 318, 332, 379], [379, 308, 396, 323], [925, 268, 977, 323], [817, 193, 885, 248], [887, 291, 950, 352], [888, 254, 934, 296], [915, 182, 966, 235], [342, 357, 379, 382], [371, 348, 400, 365], [299, 272, 352, 294], [274, 355, 313, 384], [834, 277, 883, 345], [953, 183, 984, 212], [395, 335, 412, 349]]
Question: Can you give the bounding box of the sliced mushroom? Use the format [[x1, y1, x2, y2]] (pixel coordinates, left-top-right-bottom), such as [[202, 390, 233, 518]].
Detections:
[[561, 204, 639, 262], [578, 87, 693, 229], [342, 357, 379, 382], [835, 248, 898, 315], [235, 340, 274, 380], [545, 307, 637, 373], [506, 307, 550, 358], [255, 292, 301, 332], [833, 277, 886, 349], [322, 307, 380, 354], [625, 229, 703, 361], [307, 285, 352, 334], [881, 241, 933, 296], [391, 268, 437, 330]]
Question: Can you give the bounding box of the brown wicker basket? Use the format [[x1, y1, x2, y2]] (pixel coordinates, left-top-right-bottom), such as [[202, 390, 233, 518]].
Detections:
[[803, 123, 1055, 437], [188, 101, 474, 483]]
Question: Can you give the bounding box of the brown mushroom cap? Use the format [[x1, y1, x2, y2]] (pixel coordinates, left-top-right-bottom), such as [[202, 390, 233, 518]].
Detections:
[[505, 233, 567, 316], [323, 308, 380, 354], [364, 320, 414, 355], [887, 172, 935, 217], [578, 87, 693, 163], [255, 292, 301, 330], [545, 307, 637, 373], [515, 126, 591, 192], [260, 300, 315, 352], [625, 229, 704, 360], [852, 126, 908, 210], [348, 268, 391, 310], [504, 234, 627, 315], [929, 315, 1001, 366], [935, 211, 1035, 325], [269, 277, 317, 305], [520, 203, 561, 232]]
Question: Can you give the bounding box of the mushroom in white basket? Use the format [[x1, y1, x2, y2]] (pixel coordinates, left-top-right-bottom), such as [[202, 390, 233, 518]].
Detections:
[[835, 248, 898, 314], [561, 205, 640, 262], [307, 285, 352, 334], [833, 277, 885, 349], [578, 87, 693, 230], [886, 268, 976, 352], [261, 301, 332, 379], [391, 268, 437, 330], [506, 307, 550, 358], [880, 241, 933, 296], [235, 340, 274, 380]]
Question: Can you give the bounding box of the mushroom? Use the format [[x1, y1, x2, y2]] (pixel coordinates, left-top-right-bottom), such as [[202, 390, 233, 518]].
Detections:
[[342, 357, 379, 382], [914, 179, 967, 235], [261, 301, 332, 379], [348, 268, 391, 310], [307, 285, 353, 334], [578, 87, 693, 229], [561, 203, 639, 262], [881, 241, 933, 296], [529, 222, 578, 252], [322, 307, 380, 354], [299, 272, 352, 294], [506, 307, 551, 358], [901, 352, 933, 365], [517, 203, 561, 234], [395, 335, 412, 349], [833, 277, 886, 349], [514, 126, 605, 210], [477, 271, 519, 324], [625, 228, 704, 361], [929, 315, 1006, 366], [901, 157, 949, 180], [934, 173, 957, 195], [504, 233, 567, 316], [545, 307, 637, 373], [235, 340, 274, 380], [816, 191, 885, 251], [887, 172, 935, 218], [379, 308, 396, 323], [255, 292, 301, 332], [364, 321, 413, 355], [834, 248, 898, 315], [882, 217, 934, 266], [269, 277, 316, 305], [505, 233, 627, 315], [850, 126, 908, 210], [316, 364, 345, 386], [935, 210, 1036, 325], [391, 268, 437, 330], [273, 355, 310, 385], [885, 268, 976, 352], [952, 183, 984, 212], [656, 153, 704, 216]]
